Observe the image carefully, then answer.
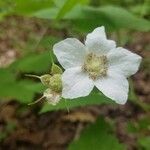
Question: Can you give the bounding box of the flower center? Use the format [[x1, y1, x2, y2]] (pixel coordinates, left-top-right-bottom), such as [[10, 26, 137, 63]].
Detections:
[[82, 53, 108, 80]]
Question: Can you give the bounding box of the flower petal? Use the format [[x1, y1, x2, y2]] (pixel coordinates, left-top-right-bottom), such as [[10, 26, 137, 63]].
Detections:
[[86, 26, 106, 41], [94, 69, 129, 104], [85, 26, 116, 55], [62, 67, 94, 99], [107, 47, 142, 77], [85, 38, 116, 55], [53, 38, 86, 69]]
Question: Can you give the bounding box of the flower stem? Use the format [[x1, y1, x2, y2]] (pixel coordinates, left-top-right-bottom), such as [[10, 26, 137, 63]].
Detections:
[[25, 74, 41, 79], [28, 96, 44, 105]]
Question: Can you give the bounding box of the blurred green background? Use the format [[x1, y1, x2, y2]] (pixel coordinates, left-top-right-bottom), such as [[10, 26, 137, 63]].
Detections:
[[0, 0, 150, 149]]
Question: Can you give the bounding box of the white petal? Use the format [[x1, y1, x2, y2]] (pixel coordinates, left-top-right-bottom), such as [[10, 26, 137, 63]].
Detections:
[[62, 67, 94, 99], [107, 47, 142, 77], [85, 26, 116, 55], [94, 70, 129, 104], [53, 38, 86, 69], [86, 38, 116, 55], [86, 26, 106, 41], [85, 27, 116, 55]]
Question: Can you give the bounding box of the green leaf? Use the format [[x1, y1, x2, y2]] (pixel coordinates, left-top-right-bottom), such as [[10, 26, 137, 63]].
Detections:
[[138, 136, 150, 150], [67, 6, 150, 32], [0, 68, 44, 103], [31, 5, 150, 32], [0, 68, 16, 84], [32, 8, 58, 19], [0, 80, 44, 103], [9, 51, 52, 74], [130, 4, 150, 17], [0, 51, 54, 104], [56, 0, 89, 19], [14, 0, 54, 15], [18, 80, 45, 93], [0, 82, 34, 103], [40, 35, 62, 49], [56, 0, 78, 19], [68, 117, 125, 150], [40, 92, 114, 113], [0, 69, 33, 103]]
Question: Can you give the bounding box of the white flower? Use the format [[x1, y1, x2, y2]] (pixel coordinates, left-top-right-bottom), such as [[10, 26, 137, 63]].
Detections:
[[53, 26, 142, 104]]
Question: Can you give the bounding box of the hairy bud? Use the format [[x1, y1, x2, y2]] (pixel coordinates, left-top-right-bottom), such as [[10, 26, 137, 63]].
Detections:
[[49, 74, 62, 92], [40, 74, 51, 86]]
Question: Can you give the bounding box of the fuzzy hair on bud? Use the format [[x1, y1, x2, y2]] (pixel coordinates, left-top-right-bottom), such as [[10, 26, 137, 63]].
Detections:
[[49, 74, 62, 92]]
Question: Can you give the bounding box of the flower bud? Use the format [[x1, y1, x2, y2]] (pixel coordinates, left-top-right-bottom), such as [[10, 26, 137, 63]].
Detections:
[[49, 74, 62, 92], [44, 88, 61, 105], [40, 74, 51, 86]]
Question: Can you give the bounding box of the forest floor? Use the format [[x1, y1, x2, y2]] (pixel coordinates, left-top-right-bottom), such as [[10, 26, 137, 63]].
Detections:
[[0, 16, 149, 150]]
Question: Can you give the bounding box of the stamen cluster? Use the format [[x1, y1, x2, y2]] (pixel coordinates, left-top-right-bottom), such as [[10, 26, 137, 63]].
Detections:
[[82, 53, 108, 80]]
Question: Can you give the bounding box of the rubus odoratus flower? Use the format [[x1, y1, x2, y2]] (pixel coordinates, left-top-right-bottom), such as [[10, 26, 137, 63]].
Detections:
[[53, 26, 142, 104]]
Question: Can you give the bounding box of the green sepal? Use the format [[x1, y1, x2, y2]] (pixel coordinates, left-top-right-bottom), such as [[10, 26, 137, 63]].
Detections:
[[51, 63, 63, 75]]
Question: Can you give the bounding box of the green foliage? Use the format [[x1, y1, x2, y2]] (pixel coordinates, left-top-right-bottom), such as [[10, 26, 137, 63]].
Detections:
[[0, 51, 52, 103], [130, 3, 150, 17], [40, 92, 114, 113], [9, 51, 52, 74], [0, 69, 30, 102], [31, 8, 58, 19], [138, 136, 150, 150], [56, 0, 89, 19], [68, 117, 125, 150], [32, 5, 150, 32], [127, 114, 150, 133], [0, 69, 15, 84], [40, 35, 61, 50], [68, 6, 150, 32], [127, 115, 150, 150], [1, 0, 149, 32], [0, 0, 13, 20], [129, 80, 150, 111], [0, 78, 44, 103], [13, 0, 54, 15]]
